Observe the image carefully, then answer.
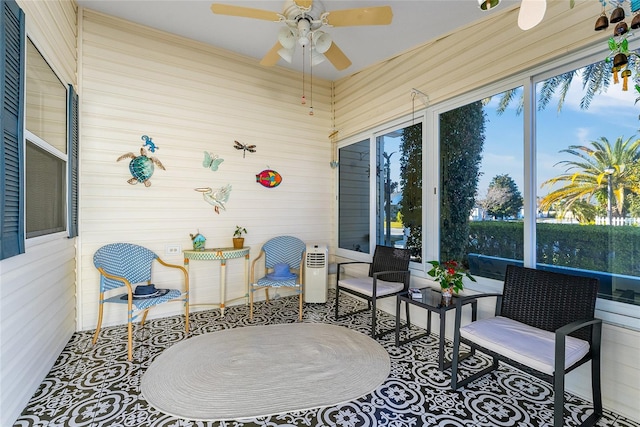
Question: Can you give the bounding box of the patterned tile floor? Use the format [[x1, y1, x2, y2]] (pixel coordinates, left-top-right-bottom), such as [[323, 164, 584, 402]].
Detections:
[[14, 291, 639, 427]]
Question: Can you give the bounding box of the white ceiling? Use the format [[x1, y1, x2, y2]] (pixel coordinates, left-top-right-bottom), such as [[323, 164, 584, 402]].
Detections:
[[75, 0, 519, 81]]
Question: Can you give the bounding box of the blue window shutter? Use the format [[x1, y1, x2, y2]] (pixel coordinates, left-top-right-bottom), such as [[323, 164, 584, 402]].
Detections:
[[0, 0, 25, 260], [67, 84, 79, 238]]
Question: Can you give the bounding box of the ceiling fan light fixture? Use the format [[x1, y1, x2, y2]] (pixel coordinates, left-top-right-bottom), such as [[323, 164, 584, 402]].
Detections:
[[478, 0, 500, 11], [296, 18, 311, 39], [298, 35, 310, 47], [278, 27, 296, 49], [313, 31, 332, 54], [518, 0, 546, 30], [311, 49, 326, 66], [277, 47, 295, 63]]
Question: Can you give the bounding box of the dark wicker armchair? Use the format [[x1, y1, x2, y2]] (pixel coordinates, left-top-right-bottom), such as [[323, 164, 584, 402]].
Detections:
[[335, 245, 411, 337], [451, 265, 602, 427]]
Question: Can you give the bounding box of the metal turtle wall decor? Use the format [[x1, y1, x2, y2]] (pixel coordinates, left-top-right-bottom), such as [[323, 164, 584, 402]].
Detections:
[[117, 136, 165, 187]]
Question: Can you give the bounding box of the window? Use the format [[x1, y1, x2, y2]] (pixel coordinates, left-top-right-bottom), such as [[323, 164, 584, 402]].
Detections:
[[338, 119, 423, 263], [535, 60, 640, 306], [25, 142, 66, 237], [376, 123, 422, 262], [339, 139, 370, 254], [439, 88, 524, 279], [431, 52, 639, 311], [0, 1, 78, 260], [25, 38, 68, 239]]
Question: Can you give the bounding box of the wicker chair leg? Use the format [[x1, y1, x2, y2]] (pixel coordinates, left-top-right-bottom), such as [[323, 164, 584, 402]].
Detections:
[[592, 323, 603, 419], [405, 301, 410, 327], [298, 288, 303, 321], [371, 297, 377, 337], [592, 360, 603, 419], [184, 300, 189, 334], [127, 321, 133, 361], [249, 286, 255, 320], [92, 298, 104, 346], [553, 371, 565, 427]]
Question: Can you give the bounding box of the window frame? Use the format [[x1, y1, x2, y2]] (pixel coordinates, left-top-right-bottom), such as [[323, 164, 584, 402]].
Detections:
[[425, 44, 640, 329], [23, 36, 78, 245], [24, 130, 67, 240], [336, 113, 427, 271]]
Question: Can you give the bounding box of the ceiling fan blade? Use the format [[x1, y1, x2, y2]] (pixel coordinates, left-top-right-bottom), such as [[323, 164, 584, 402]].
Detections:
[[518, 0, 546, 30], [294, 0, 313, 9], [260, 42, 282, 66], [325, 6, 393, 27], [210, 4, 281, 21], [324, 42, 352, 71]]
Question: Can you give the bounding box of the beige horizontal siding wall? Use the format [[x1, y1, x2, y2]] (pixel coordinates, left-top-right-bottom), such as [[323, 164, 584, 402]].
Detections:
[[333, 0, 639, 421], [334, 1, 605, 139], [1, 1, 77, 425], [77, 10, 334, 332]]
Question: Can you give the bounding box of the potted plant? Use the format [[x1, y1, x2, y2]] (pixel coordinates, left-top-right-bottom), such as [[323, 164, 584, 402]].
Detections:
[[233, 225, 247, 249], [427, 259, 476, 299]]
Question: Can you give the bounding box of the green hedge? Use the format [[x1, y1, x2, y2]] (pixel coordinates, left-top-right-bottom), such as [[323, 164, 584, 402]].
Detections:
[[467, 221, 640, 276]]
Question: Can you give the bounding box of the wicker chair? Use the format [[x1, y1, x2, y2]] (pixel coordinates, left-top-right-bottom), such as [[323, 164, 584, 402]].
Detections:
[[92, 243, 189, 360], [451, 265, 602, 427], [250, 236, 306, 321], [335, 245, 411, 337]]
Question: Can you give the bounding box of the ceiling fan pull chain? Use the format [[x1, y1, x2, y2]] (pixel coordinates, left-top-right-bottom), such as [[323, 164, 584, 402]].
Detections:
[[301, 47, 306, 105], [309, 42, 314, 115]]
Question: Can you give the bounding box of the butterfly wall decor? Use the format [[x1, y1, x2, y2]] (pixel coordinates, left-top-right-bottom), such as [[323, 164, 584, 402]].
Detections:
[[203, 151, 224, 171], [234, 140, 256, 158]]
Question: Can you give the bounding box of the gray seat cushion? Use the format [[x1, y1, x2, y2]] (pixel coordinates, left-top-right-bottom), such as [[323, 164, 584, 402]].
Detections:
[[460, 316, 590, 375], [338, 277, 404, 297]]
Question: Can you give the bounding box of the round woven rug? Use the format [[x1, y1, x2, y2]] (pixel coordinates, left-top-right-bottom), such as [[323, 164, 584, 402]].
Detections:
[[141, 323, 390, 421]]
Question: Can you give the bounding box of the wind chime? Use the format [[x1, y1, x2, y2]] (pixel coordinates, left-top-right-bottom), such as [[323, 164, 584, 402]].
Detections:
[[596, 0, 640, 92]]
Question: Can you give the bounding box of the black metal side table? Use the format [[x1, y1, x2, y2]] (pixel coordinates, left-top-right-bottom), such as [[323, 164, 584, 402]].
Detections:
[[395, 288, 477, 371]]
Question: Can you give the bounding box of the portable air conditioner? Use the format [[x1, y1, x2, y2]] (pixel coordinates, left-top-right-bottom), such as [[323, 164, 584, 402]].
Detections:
[[304, 244, 328, 303]]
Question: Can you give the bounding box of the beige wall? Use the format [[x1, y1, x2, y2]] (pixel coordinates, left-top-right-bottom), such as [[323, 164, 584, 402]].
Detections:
[[334, 1, 604, 138], [76, 10, 335, 331]]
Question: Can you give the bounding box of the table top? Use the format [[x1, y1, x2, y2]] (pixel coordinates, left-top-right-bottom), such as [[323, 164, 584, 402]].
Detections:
[[183, 247, 250, 260], [400, 288, 460, 310]]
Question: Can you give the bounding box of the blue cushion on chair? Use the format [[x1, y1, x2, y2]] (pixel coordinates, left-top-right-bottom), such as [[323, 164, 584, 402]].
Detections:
[[266, 263, 296, 280]]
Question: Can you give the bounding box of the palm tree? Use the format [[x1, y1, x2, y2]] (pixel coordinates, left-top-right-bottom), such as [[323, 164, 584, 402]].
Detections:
[[539, 136, 640, 219], [494, 62, 611, 115]]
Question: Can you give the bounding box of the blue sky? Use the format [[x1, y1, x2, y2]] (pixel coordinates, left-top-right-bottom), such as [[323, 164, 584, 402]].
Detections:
[[381, 69, 640, 202], [481, 74, 640, 198]]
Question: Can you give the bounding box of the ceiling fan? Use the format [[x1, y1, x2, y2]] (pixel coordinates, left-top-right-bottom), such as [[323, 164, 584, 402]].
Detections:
[[479, 0, 547, 31], [210, 0, 393, 71]]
